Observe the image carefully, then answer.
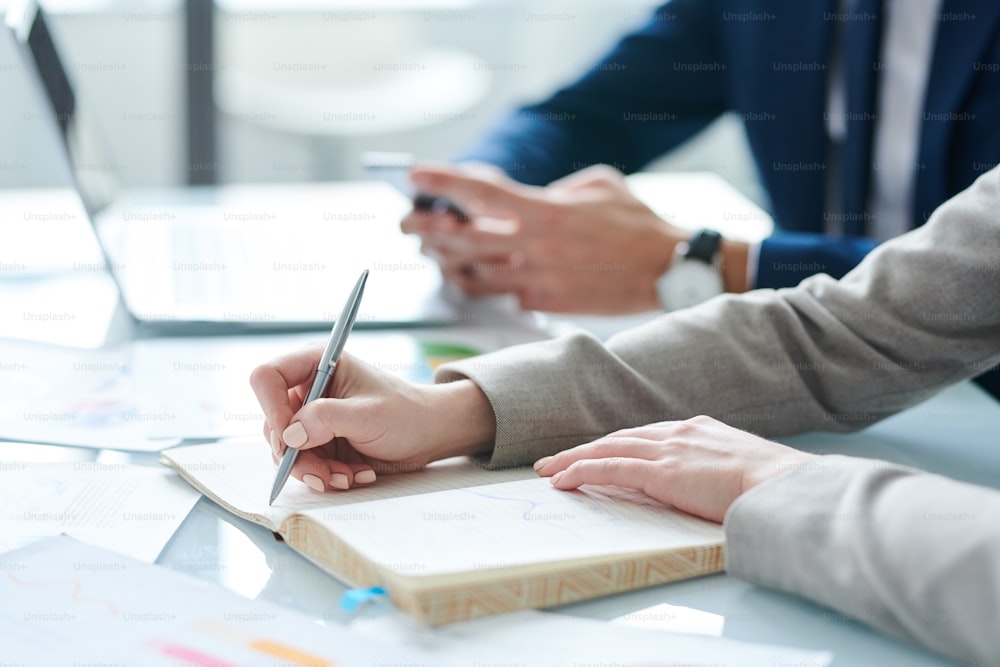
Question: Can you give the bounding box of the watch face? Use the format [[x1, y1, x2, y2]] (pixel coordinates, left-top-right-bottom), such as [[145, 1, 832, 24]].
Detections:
[[658, 260, 724, 311]]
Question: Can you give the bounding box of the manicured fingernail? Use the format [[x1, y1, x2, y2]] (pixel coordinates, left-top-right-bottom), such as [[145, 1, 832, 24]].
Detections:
[[533, 456, 553, 471], [302, 474, 325, 492], [355, 470, 376, 484], [330, 473, 350, 490], [283, 422, 307, 449], [269, 431, 281, 457], [550, 471, 564, 486]]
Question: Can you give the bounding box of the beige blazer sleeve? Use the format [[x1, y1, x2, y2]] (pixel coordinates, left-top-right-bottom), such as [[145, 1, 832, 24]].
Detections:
[[725, 455, 1000, 665], [436, 167, 1000, 470]]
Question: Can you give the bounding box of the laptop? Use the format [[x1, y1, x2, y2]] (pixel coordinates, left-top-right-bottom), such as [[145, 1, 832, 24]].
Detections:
[[5, 0, 475, 333]]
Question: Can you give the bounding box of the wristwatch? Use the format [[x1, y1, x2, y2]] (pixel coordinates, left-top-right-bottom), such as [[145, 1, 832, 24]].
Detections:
[[655, 229, 725, 311]]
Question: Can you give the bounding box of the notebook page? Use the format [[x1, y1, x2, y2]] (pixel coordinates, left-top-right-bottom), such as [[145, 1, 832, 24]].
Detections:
[[162, 439, 538, 527], [303, 477, 724, 576]]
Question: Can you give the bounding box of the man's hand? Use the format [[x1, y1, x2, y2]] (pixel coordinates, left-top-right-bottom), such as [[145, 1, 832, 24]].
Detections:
[[533, 415, 815, 523], [400, 164, 692, 314], [249, 344, 496, 492]]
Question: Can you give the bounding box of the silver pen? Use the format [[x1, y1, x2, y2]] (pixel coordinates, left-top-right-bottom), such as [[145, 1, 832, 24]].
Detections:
[[269, 269, 369, 505]]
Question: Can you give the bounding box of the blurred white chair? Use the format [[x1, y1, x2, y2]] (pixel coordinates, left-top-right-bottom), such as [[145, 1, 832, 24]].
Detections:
[[214, 7, 491, 179]]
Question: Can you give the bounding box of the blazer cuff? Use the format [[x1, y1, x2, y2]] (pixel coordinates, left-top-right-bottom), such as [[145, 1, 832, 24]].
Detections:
[[724, 455, 870, 587], [433, 333, 620, 469]]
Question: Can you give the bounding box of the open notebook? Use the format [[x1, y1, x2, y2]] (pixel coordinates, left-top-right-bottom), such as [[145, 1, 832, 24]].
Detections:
[[162, 440, 725, 625]]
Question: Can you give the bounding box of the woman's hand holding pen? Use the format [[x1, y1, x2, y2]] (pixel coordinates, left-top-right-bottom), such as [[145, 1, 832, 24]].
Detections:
[[250, 345, 814, 518], [250, 343, 496, 492]]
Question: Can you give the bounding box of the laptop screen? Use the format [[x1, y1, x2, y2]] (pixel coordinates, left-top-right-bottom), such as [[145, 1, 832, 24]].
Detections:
[[9, 0, 120, 218]]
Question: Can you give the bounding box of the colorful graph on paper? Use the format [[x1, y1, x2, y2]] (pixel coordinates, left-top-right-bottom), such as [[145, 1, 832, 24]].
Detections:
[[0, 537, 451, 666]]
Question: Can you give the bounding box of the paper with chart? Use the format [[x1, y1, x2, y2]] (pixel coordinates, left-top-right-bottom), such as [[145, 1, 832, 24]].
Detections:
[[0, 340, 175, 450], [0, 333, 378, 449], [306, 477, 724, 576], [0, 334, 317, 449], [0, 537, 455, 667], [0, 462, 200, 561], [162, 438, 539, 528]]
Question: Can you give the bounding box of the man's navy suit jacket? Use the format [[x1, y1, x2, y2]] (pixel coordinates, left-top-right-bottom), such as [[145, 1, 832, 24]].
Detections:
[[463, 0, 1000, 288]]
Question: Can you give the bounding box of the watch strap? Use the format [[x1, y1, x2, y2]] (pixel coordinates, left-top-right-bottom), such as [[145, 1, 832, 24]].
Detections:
[[685, 229, 722, 264]]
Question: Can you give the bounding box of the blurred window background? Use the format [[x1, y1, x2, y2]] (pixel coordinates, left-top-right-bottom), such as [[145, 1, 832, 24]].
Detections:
[[0, 0, 759, 201]]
